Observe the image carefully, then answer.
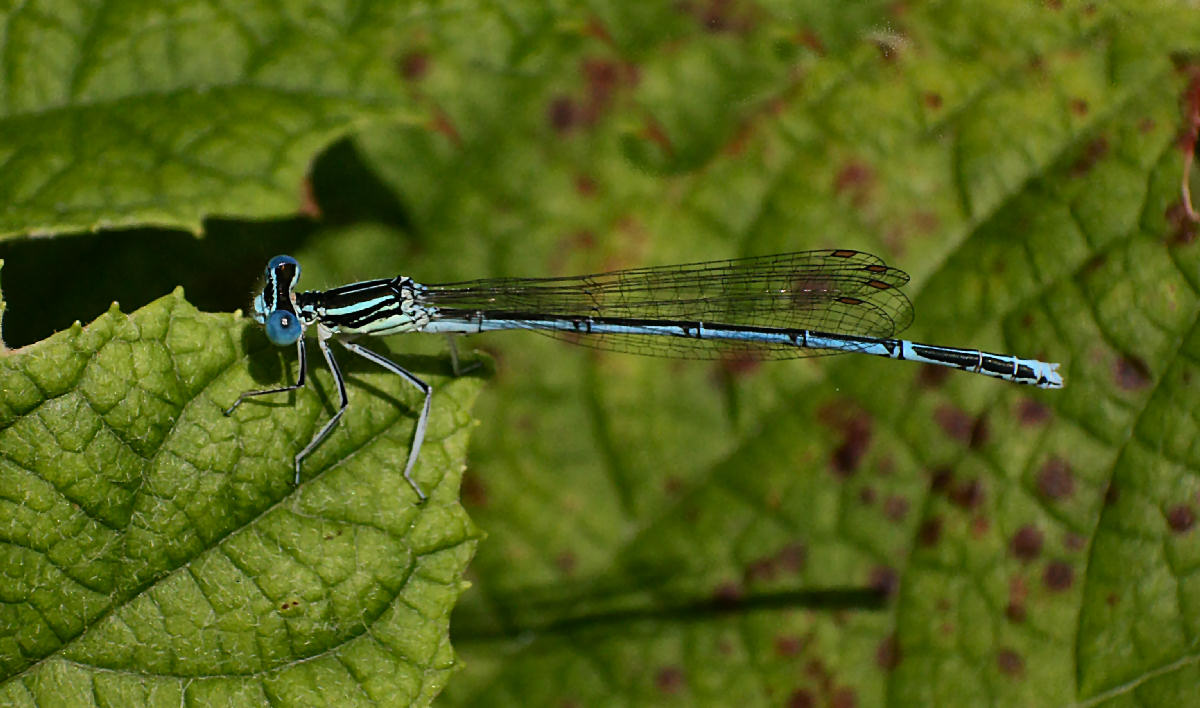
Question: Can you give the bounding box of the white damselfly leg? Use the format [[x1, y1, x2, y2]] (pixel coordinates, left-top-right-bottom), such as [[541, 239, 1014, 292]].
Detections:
[[445, 334, 481, 377], [340, 340, 432, 502]]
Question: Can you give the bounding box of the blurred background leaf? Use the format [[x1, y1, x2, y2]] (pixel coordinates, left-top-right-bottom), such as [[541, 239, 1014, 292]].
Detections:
[[2, 0, 1200, 706], [0, 0, 421, 239]]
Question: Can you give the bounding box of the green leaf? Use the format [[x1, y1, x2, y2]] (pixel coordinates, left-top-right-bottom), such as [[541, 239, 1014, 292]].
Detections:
[[0, 260, 6, 349], [0, 286, 484, 705], [342, 1, 1200, 706], [0, 1, 422, 240]]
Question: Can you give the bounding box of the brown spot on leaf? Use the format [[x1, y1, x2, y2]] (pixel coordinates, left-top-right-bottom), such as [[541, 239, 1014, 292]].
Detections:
[[656, 667, 684, 693], [859, 486, 877, 505], [581, 58, 629, 117], [884, 495, 909, 522], [746, 542, 806, 584], [640, 116, 674, 157], [678, 0, 758, 33], [777, 542, 807, 573], [1037, 457, 1075, 500], [548, 96, 579, 133], [1043, 560, 1074, 591], [1167, 505, 1196, 533], [797, 28, 825, 54], [745, 556, 779, 584], [1007, 575, 1029, 623], [1167, 201, 1198, 245], [717, 351, 764, 378], [918, 517, 942, 546], [1083, 252, 1108, 274], [1011, 525, 1044, 562], [935, 405, 974, 444], [997, 648, 1025, 677], [555, 551, 577, 575], [462, 473, 488, 507], [912, 209, 941, 234], [713, 581, 744, 607], [1071, 136, 1108, 176], [582, 16, 613, 42], [775, 635, 803, 657], [831, 687, 858, 708], [949, 478, 986, 510], [917, 364, 951, 388], [833, 161, 875, 207], [818, 401, 873, 476], [923, 91, 943, 109], [969, 415, 990, 449], [1114, 355, 1152, 390], [876, 634, 901, 670], [1069, 97, 1089, 116], [930, 467, 953, 495], [804, 657, 829, 684], [788, 690, 816, 708], [430, 109, 462, 147], [1017, 398, 1051, 425], [869, 565, 899, 598], [1065, 532, 1087, 551], [398, 51, 429, 81], [1104, 482, 1120, 506], [575, 174, 597, 197], [873, 34, 901, 63]]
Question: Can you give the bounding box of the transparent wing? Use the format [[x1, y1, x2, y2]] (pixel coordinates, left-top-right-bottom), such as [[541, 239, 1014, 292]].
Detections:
[[421, 250, 913, 360]]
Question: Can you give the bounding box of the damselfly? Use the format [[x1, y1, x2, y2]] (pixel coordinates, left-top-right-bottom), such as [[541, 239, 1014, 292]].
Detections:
[[226, 250, 1063, 502]]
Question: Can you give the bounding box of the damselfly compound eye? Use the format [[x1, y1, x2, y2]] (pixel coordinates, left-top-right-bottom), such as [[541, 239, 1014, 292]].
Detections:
[[265, 310, 302, 346], [267, 254, 299, 275]]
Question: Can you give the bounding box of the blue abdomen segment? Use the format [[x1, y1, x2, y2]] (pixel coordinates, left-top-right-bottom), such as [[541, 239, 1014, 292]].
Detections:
[[422, 312, 1062, 388]]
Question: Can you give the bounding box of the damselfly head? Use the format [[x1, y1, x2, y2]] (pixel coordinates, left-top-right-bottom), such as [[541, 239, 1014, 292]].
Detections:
[[253, 255, 305, 344], [266, 255, 301, 291]]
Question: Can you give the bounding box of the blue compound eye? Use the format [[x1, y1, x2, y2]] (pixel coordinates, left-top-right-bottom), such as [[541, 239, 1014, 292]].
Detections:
[[266, 254, 299, 275], [265, 310, 303, 346]]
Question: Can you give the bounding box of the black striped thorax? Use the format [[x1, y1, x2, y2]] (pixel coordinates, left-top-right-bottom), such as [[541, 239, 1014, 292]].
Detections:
[[295, 276, 427, 333]]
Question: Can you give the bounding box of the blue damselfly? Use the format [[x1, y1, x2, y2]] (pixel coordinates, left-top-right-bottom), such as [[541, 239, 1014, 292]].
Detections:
[[226, 250, 1063, 502]]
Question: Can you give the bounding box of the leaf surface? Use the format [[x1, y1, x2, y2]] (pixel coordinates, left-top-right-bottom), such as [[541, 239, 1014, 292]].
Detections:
[[0, 1, 421, 239], [0, 285, 483, 706]]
